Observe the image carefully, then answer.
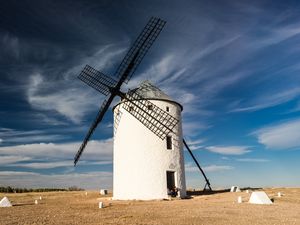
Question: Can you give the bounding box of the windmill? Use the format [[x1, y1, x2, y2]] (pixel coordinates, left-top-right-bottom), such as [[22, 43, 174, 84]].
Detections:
[[74, 17, 212, 199]]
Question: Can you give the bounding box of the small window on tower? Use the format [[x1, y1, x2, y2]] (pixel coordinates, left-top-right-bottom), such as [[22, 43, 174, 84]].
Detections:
[[129, 106, 133, 112], [147, 105, 153, 110], [166, 136, 172, 150], [166, 106, 169, 112]]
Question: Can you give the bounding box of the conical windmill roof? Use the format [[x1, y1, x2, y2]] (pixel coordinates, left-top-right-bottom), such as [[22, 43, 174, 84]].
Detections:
[[125, 81, 183, 110], [114, 81, 183, 110], [133, 80, 173, 101]]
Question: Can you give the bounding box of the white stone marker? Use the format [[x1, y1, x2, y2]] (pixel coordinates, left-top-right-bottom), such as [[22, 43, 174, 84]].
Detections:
[[0, 197, 12, 207], [85, 192, 88, 196], [39, 196, 42, 200], [100, 189, 108, 195], [99, 202, 104, 208], [35, 200, 38, 205], [249, 191, 272, 204], [230, 186, 241, 192], [237, 196, 242, 203], [246, 190, 249, 193], [278, 192, 282, 197]]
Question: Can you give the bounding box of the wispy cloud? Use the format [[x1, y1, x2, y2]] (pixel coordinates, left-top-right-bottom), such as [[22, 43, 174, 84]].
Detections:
[[131, 54, 175, 87], [182, 120, 212, 136], [206, 146, 251, 155], [10, 160, 112, 169], [0, 128, 65, 144], [185, 162, 234, 172], [231, 88, 300, 112], [62, 43, 127, 80], [125, 34, 244, 118], [185, 163, 200, 172], [184, 138, 206, 150], [25, 43, 126, 124], [3, 134, 65, 143], [0, 156, 32, 164], [150, 15, 300, 120], [0, 171, 38, 176], [11, 161, 73, 169], [255, 24, 300, 47], [27, 73, 100, 124], [203, 164, 234, 172], [33, 113, 69, 126], [0, 139, 113, 162], [252, 118, 300, 150], [236, 158, 270, 162]]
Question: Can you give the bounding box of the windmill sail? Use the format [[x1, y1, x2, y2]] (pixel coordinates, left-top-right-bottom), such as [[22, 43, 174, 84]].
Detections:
[[115, 17, 166, 83], [78, 65, 118, 96], [74, 17, 212, 191], [74, 17, 167, 165], [122, 90, 179, 140], [74, 97, 111, 165]]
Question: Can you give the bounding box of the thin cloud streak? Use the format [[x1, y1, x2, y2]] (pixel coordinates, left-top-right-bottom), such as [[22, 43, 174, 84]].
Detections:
[[185, 162, 234, 172], [184, 138, 206, 151], [203, 165, 234, 172], [10, 160, 113, 169], [206, 146, 251, 155], [0, 128, 66, 143], [0, 171, 38, 176], [0, 139, 113, 161], [0, 156, 32, 164], [236, 158, 270, 162], [231, 88, 300, 112], [253, 118, 300, 150]]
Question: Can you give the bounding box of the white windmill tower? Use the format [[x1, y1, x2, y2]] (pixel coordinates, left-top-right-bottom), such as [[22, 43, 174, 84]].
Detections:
[[113, 81, 186, 200], [73, 17, 212, 200]]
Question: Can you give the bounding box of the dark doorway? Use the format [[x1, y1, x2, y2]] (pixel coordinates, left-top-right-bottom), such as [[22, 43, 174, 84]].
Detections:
[[166, 171, 175, 190]]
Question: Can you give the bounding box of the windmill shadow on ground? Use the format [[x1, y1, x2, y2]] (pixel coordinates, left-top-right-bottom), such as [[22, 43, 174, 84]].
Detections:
[[187, 187, 263, 196], [187, 189, 230, 196], [13, 202, 44, 206]]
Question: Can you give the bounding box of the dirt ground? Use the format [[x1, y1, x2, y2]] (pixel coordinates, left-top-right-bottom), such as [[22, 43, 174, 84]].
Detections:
[[0, 188, 299, 225]]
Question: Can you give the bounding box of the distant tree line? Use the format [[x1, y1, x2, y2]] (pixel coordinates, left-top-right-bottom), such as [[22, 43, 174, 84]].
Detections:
[[0, 186, 84, 193]]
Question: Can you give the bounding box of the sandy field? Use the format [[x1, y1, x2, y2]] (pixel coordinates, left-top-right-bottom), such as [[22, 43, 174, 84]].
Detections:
[[0, 188, 299, 225]]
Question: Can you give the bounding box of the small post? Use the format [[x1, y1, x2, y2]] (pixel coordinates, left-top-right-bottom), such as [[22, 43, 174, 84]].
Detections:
[[237, 196, 242, 203], [35, 200, 38, 205], [246, 190, 249, 193], [39, 196, 42, 200], [99, 202, 104, 208], [100, 189, 108, 195], [278, 192, 281, 197], [85, 192, 88, 196]]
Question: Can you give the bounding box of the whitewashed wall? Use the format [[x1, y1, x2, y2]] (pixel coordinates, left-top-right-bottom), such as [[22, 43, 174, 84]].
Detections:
[[113, 99, 186, 200]]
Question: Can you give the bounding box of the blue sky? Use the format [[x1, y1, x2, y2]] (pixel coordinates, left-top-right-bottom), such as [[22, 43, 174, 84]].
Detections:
[[0, 0, 300, 189]]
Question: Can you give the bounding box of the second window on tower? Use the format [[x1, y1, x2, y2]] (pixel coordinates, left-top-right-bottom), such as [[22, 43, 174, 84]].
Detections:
[[166, 135, 172, 150]]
